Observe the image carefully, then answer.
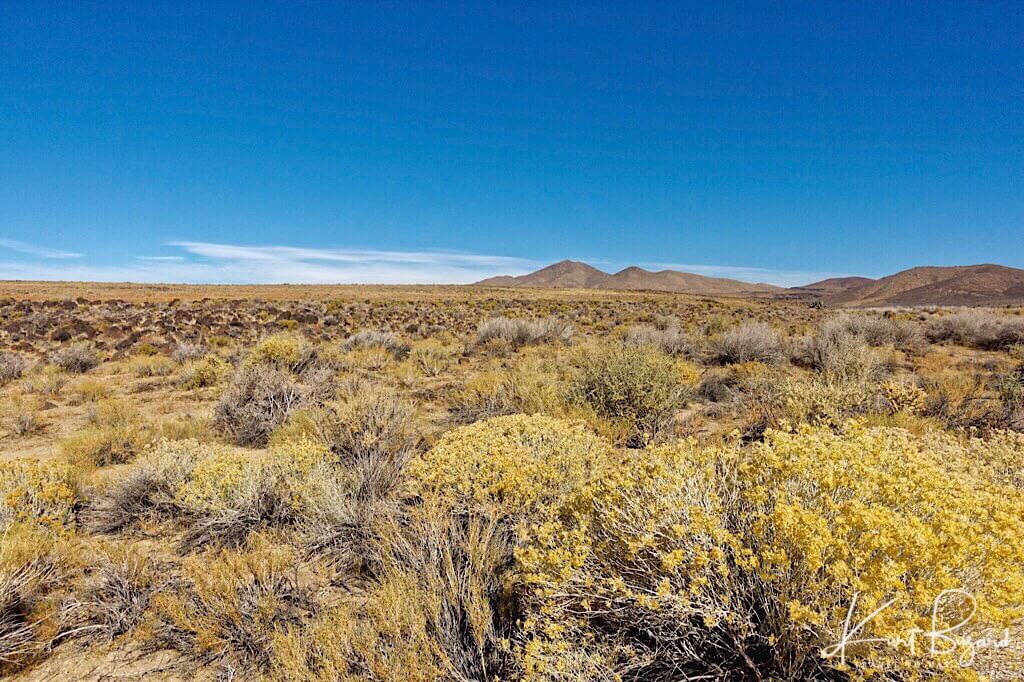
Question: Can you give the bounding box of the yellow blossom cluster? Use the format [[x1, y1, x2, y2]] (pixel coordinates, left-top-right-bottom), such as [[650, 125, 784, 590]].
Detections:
[[407, 414, 612, 520], [514, 420, 1024, 681], [0, 458, 78, 534]]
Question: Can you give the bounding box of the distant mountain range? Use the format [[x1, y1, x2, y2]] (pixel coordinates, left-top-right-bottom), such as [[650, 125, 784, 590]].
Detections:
[[476, 260, 783, 296], [476, 261, 1024, 306]]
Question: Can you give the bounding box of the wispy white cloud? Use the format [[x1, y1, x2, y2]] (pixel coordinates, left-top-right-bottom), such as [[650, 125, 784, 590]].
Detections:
[[0, 241, 539, 285], [171, 242, 534, 269], [640, 262, 857, 288], [0, 238, 83, 260]]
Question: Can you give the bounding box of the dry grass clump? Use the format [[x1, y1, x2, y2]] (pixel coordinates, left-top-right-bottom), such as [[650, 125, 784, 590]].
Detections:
[[272, 509, 516, 682], [476, 317, 574, 350], [312, 390, 421, 470], [50, 342, 101, 374], [710, 321, 786, 365], [149, 536, 311, 670], [57, 548, 156, 644], [213, 364, 309, 446], [70, 377, 111, 404], [60, 399, 152, 468], [127, 354, 176, 378], [0, 353, 31, 386], [4, 394, 46, 437], [82, 439, 211, 535], [19, 365, 68, 397], [405, 339, 457, 377], [926, 309, 1024, 350], [566, 344, 691, 446], [449, 365, 563, 425], [0, 525, 65, 671], [341, 329, 411, 359], [623, 324, 693, 357]]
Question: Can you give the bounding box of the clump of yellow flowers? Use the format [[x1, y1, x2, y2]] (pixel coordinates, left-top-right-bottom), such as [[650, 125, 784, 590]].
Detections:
[[0, 458, 78, 535], [512, 419, 1024, 681]]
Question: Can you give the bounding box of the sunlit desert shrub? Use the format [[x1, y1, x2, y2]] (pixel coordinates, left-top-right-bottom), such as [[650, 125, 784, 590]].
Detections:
[[995, 363, 1024, 428], [409, 414, 611, 522], [796, 318, 885, 382], [312, 390, 420, 498], [516, 423, 1024, 681], [341, 329, 411, 360], [174, 451, 294, 551], [916, 354, 1002, 430], [733, 423, 1024, 680], [214, 364, 308, 446], [0, 459, 78, 534], [476, 317, 575, 350], [711, 321, 786, 365], [566, 344, 691, 446], [50, 342, 101, 374], [926, 309, 1024, 350], [514, 440, 742, 680], [743, 372, 884, 429], [172, 439, 331, 551], [171, 341, 207, 364], [881, 377, 927, 414]]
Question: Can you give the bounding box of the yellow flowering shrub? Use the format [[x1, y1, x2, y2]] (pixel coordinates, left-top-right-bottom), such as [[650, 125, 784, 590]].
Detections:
[[0, 458, 78, 534], [174, 438, 330, 517], [408, 414, 611, 520], [515, 440, 747, 680], [515, 422, 1024, 681], [739, 422, 1024, 680]]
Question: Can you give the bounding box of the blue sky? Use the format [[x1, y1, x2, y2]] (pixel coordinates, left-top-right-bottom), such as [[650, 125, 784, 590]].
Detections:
[[2, 1, 1022, 286]]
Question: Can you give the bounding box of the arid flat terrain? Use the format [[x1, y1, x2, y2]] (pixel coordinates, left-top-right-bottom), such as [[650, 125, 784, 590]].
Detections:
[[1, 285, 1023, 681]]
